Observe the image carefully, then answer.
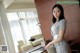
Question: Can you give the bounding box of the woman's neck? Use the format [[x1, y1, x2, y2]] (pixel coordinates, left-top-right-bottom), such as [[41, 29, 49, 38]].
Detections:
[[56, 18, 59, 22]]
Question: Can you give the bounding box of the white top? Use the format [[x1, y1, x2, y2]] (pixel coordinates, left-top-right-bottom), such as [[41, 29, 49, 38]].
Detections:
[[51, 19, 66, 39]]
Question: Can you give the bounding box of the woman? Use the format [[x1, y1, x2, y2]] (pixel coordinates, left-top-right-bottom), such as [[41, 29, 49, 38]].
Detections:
[[45, 4, 69, 53]]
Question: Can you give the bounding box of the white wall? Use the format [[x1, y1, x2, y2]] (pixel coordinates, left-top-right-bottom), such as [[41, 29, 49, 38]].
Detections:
[[0, 16, 6, 53], [3, 0, 14, 8], [0, 1, 16, 53], [7, 2, 36, 9]]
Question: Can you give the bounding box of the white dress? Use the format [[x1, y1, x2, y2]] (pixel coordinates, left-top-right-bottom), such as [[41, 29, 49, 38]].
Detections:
[[51, 19, 69, 53]]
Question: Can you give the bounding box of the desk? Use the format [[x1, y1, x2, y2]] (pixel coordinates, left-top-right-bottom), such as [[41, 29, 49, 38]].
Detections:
[[23, 45, 45, 53], [31, 47, 45, 53]]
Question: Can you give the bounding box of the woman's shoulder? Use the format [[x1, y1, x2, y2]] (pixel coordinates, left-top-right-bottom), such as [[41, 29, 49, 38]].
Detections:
[[58, 19, 67, 25], [59, 19, 66, 23]]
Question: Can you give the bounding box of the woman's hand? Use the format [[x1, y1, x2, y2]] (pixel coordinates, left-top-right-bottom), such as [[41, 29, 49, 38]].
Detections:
[[45, 42, 53, 50]]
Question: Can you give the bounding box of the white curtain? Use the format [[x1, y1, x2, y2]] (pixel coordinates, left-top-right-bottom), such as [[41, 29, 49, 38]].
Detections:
[[6, 11, 41, 53]]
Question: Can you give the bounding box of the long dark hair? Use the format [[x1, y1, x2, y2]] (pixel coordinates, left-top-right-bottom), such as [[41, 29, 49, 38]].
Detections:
[[52, 4, 65, 23]]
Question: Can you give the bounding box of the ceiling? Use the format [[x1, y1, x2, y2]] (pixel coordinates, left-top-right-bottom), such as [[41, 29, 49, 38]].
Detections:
[[3, 0, 79, 10], [3, 0, 36, 10], [14, 0, 34, 3]]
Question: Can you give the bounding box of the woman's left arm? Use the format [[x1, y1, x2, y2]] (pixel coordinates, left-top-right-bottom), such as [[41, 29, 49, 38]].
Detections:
[[45, 30, 64, 49], [51, 29, 65, 45]]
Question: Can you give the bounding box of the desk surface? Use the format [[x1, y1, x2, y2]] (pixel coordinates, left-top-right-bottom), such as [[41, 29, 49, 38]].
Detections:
[[25, 45, 45, 53]]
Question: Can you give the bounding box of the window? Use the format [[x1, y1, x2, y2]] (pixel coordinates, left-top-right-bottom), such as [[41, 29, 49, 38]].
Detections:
[[6, 11, 41, 53]]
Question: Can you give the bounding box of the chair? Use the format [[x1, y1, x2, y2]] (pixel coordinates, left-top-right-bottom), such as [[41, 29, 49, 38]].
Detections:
[[68, 40, 80, 53], [45, 40, 56, 53], [29, 34, 44, 46], [17, 40, 33, 53], [47, 45, 56, 53]]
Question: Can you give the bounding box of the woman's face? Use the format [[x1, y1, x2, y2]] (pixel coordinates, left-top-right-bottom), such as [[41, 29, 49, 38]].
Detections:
[[53, 7, 61, 19]]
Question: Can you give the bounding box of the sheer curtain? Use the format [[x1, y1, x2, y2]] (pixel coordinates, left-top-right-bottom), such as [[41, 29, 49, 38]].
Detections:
[[7, 13, 24, 52], [18, 11, 42, 41], [6, 11, 41, 53]]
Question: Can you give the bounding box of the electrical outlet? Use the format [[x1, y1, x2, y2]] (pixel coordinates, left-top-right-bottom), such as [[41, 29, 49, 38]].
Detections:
[[1, 45, 7, 51]]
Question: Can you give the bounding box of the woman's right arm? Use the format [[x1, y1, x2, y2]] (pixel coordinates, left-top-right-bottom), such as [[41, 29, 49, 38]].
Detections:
[[45, 41, 53, 49]]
